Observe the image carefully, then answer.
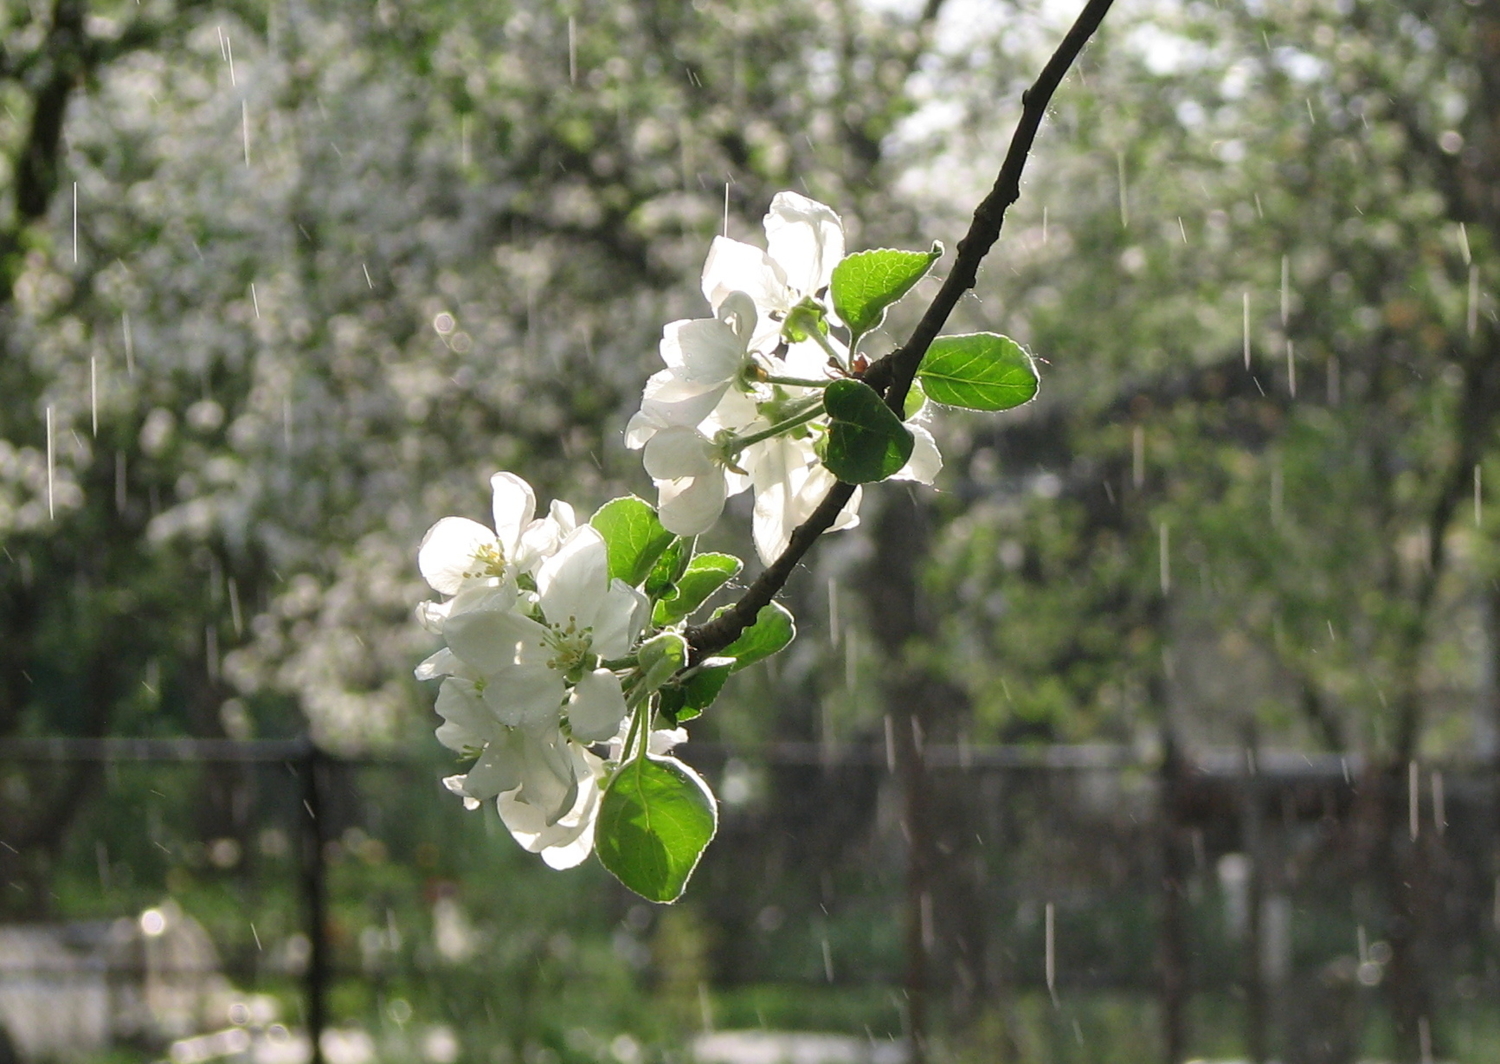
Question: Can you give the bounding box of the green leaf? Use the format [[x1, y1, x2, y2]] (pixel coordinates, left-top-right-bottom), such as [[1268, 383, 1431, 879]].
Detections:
[[596, 755, 717, 903], [822, 378, 914, 483], [590, 497, 675, 587], [916, 333, 1039, 411], [721, 602, 796, 672], [904, 379, 928, 421], [658, 659, 733, 725], [830, 244, 941, 339], [653, 553, 743, 626], [644, 536, 693, 599]]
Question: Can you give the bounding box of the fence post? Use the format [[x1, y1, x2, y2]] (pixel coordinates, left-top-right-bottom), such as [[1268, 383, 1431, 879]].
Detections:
[[299, 740, 328, 1064]]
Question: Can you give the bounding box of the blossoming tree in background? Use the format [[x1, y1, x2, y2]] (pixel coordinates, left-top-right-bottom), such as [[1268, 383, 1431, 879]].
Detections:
[[416, 0, 1116, 902]]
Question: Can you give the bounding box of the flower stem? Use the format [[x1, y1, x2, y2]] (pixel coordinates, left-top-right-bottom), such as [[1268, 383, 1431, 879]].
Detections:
[[762, 374, 834, 388], [728, 398, 825, 454]]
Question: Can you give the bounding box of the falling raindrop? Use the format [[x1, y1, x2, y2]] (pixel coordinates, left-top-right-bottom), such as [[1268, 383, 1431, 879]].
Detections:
[[461, 114, 470, 167], [1042, 205, 1049, 244], [1457, 222, 1471, 266], [883, 715, 896, 773], [250, 922, 262, 951], [1432, 771, 1445, 835], [568, 16, 578, 85], [1475, 464, 1482, 527], [1468, 266, 1478, 340], [1253, 192, 1263, 219], [242, 101, 251, 166], [1419, 1016, 1432, 1064], [821, 936, 834, 981], [251, 283, 261, 319], [1045, 901, 1058, 1006], [1159, 521, 1170, 595], [1177, 216, 1186, 243], [122, 312, 135, 376], [828, 579, 840, 646], [1280, 255, 1289, 326], [845, 625, 857, 692], [1132, 424, 1144, 488], [1408, 761, 1419, 842], [90, 356, 98, 437], [362, 263, 374, 289], [1242, 291, 1251, 369], [45, 406, 55, 520], [217, 25, 227, 62], [228, 577, 243, 637], [723, 182, 730, 238], [72, 182, 78, 264], [1286, 339, 1296, 398], [1116, 152, 1128, 228]]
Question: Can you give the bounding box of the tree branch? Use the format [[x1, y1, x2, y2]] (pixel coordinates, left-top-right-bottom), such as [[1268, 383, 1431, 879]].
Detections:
[[687, 0, 1116, 660]]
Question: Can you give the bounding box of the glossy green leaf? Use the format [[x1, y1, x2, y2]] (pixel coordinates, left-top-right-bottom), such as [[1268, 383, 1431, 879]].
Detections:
[[590, 497, 675, 587], [653, 553, 742, 626], [822, 378, 914, 483], [721, 602, 796, 672], [596, 755, 717, 903], [657, 658, 734, 725], [916, 333, 1039, 411], [644, 536, 693, 599], [830, 244, 941, 338]]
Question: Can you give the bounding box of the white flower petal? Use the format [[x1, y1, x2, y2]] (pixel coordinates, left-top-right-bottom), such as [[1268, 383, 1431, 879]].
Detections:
[[667, 316, 746, 385], [637, 370, 732, 432], [892, 424, 943, 484], [519, 730, 581, 824], [701, 236, 789, 316], [658, 473, 728, 536], [591, 581, 649, 660], [643, 427, 719, 480], [649, 728, 689, 755], [717, 291, 758, 345], [444, 609, 549, 674], [459, 733, 525, 800], [480, 664, 567, 729], [415, 647, 459, 682], [567, 669, 628, 743], [537, 526, 610, 629], [765, 191, 845, 298], [418, 517, 499, 595], [434, 676, 497, 751], [490, 473, 537, 560]]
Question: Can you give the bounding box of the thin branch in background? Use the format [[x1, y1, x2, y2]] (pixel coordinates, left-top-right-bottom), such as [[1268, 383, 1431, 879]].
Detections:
[[688, 0, 1118, 658]]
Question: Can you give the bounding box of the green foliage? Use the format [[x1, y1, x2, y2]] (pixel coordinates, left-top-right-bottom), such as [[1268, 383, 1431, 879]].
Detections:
[[635, 631, 689, 696], [590, 497, 675, 588], [831, 244, 941, 340], [821, 379, 915, 482], [644, 535, 694, 599], [916, 333, 1039, 411], [652, 552, 742, 626], [722, 603, 797, 672], [596, 755, 717, 904]]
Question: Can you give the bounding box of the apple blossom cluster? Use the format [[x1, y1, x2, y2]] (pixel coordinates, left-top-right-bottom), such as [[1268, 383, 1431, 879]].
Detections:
[[417, 191, 1040, 902], [627, 192, 941, 565]]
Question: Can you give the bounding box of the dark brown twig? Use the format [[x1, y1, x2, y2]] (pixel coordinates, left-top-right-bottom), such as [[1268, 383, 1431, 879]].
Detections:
[[687, 0, 1116, 660]]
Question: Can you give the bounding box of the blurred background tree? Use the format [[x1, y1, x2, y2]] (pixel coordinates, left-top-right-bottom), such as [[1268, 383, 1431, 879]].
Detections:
[[2, 0, 1499, 1060]]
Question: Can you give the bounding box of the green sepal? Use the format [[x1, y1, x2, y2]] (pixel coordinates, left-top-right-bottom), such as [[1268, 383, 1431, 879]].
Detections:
[[596, 755, 717, 904], [782, 298, 829, 343], [830, 244, 942, 341], [915, 333, 1039, 411], [590, 497, 675, 587], [652, 553, 743, 626], [822, 378, 914, 483]]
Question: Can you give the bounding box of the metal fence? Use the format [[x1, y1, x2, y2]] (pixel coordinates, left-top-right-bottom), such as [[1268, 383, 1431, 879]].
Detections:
[[1, 737, 1498, 1064]]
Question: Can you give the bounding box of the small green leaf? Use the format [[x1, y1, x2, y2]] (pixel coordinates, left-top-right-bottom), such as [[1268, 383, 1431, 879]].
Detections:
[[590, 497, 675, 587], [831, 244, 941, 339], [721, 602, 796, 672], [644, 536, 693, 599], [658, 659, 733, 725], [916, 333, 1039, 411], [782, 298, 829, 343], [822, 378, 914, 483], [904, 379, 928, 421], [653, 553, 743, 626], [596, 755, 717, 903], [636, 632, 689, 696]]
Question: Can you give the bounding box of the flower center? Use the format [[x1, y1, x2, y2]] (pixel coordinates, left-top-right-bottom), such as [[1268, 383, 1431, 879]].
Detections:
[[463, 541, 508, 580], [544, 617, 594, 674]]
